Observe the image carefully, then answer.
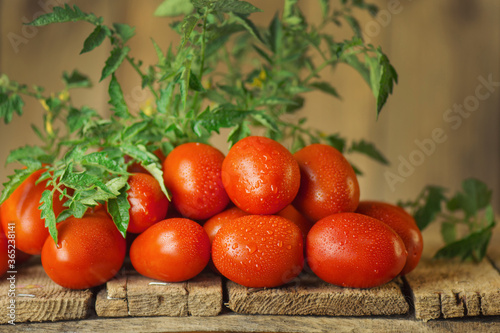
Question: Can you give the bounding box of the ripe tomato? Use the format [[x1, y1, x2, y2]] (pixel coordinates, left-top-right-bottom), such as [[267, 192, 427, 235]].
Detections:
[[306, 212, 407, 288], [130, 218, 210, 282], [212, 215, 304, 288], [126, 173, 169, 234], [203, 206, 248, 244], [221, 136, 300, 215], [355, 201, 423, 275], [293, 144, 360, 222], [163, 142, 229, 220], [41, 213, 126, 289], [276, 205, 314, 243], [0, 169, 65, 255]]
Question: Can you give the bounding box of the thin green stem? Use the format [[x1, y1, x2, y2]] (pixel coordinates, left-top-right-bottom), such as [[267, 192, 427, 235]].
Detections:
[[126, 56, 159, 100]]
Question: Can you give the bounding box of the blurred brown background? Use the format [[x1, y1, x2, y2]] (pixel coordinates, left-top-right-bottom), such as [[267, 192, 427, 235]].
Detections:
[[1, 0, 499, 211]]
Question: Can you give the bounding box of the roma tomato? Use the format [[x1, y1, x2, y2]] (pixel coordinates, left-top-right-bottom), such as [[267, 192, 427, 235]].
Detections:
[[221, 136, 300, 215], [203, 206, 248, 244], [276, 205, 314, 243], [163, 143, 229, 220], [293, 144, 360, 222], [130, 218, 210, 282], [306, 212, 407, 288], [212, 215, 304, 288], [126, 173, 169, 234], [355, 201, 423, 275], [41, 213, 126, 289], [0, 169, 65, 255]]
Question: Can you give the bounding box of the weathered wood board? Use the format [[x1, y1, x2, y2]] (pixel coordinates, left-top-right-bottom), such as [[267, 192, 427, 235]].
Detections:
[[95, 270, 223, 317], [0, 265, 93, 324], [226, 273, 409, 316], [405, 258, 500, 322]]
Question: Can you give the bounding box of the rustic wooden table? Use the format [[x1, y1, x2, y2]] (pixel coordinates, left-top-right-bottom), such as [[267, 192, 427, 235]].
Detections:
[[1, 222, 499, 332]]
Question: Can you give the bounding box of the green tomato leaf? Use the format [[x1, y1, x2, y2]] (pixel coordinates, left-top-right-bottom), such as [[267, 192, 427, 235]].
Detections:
[[189, 70, 205, 92], [215, 0, 262, 14], [107, 184, 131, 238], [80, 25, 108, 54], [343, 15, 363, 40], [349, 140, 389, 165], [26, 4, 101, 26], [196, 105, 252, 134], [67, 106, 99, 133], [0, 92, 24, 124], [141, 163, 171, 201], [309, 81, 340, 99], [154, 0, 194, 17], [440, 221, 457, 244], [40, 189, 58, 244], [252, 112, 278, 132], [6, 145, 51, 165], [234, 13, 265, 44], [434, 221, 495, 262], [100, 46, 130, 82], [113, 23, 135, 43], [108, 74, 130, 118], [447, 178, 492, 219], [413, 186, 447, 231], [81, 151, 124, 174], [324, 134, 346, 153], [62, 70, 92, 89], [0, 167, 40, 204], [227, 122, 251, 147]]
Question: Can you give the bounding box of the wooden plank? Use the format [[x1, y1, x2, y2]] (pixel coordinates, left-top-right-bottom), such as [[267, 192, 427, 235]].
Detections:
[[95, 270, 223, 318], [226, 273, 409, 316], [0, 265, 93, 324], [12, 312, 500, 333], [405, 258, 500, 322]]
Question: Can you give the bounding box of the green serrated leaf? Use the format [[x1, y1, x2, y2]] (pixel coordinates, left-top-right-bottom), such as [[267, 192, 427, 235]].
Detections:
[[252, 112, 278, 132], [108, 74, 130, 118], [309, 81, 340, 98], [325, 134, 346, 153], [62, 70, 92, 89], [107, 184, 131, 238], [40, 189, 58, 244], [26, 4, 101, 26], [0, 93, 24, 124], [180, 14, 199, 48], [343, 15, 362, 39], [447, 178, 492, 218], [373, 49, 398, 116], [100, 46, 130, 82], [268, 12, 283, 54], [414, 186, 447, 231], [227, 122, 251, 147], [196, 105, 252, 134], [215, 0, 262, 14], [81, 152, 124, 174], [113, 23, 135, 43], [434, 222, 494, 262], [234, 13, 265, 44], [80, 25, 108, 54], [350, 140, 389, 165], [0, 167, 40, 204], [142, 163, 171, 201], [189, 70, 205, 92], [67, 106, 98, 133], [155, 0, 194, 17]]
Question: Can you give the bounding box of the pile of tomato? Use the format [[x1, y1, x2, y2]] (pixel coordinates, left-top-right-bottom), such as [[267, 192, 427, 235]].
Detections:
[[0, 136, 423, 290]]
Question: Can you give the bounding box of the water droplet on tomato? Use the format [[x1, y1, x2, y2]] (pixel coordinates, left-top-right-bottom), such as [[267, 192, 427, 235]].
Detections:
[[232, 243, 238, 249], [246, 243, 257, 254], [277, 241, 283, 247]]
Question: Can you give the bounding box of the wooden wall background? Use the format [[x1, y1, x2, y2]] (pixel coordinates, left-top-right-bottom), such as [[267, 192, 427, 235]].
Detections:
[[1, 0, 499, 212]]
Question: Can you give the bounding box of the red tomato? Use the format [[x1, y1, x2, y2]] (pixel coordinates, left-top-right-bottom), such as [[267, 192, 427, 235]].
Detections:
[[203, 206, 248, 244], [203, 206, 248, 274], [212, 215, 304, 288], [221, 136, 300, 215], [41, 213, 126, 289], [276, 204, 314, 243], [355, 201, 423, 275], [163, 143, 229, 220], [126, 173, 169, 234], [0, 169, 65, 255], [130, 218, 210, 282], [306, 212, 407, 288], [293, 144, 360, 222]]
